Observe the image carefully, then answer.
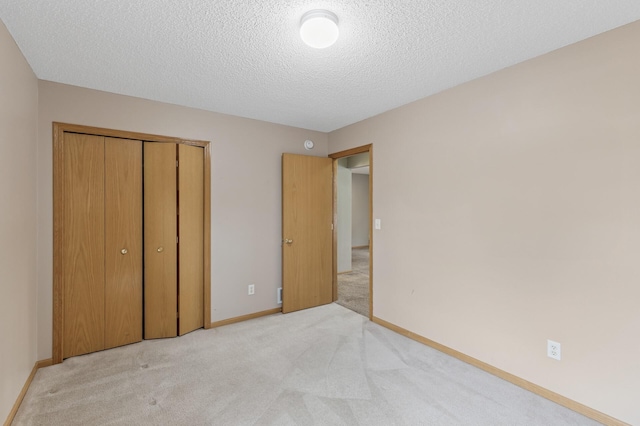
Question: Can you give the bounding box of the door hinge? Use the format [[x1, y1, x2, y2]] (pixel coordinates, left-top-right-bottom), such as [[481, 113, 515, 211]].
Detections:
[[176, 160, 179, 168], [176, 236, 179, 243], [331, 223, 334, 231]]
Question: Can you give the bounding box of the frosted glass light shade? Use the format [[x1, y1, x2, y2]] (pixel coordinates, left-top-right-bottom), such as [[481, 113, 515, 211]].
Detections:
[[300, 10, 339, 49]]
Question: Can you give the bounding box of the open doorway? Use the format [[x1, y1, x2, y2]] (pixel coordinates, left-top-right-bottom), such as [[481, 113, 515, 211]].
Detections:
[[330, 146, 372, 319]]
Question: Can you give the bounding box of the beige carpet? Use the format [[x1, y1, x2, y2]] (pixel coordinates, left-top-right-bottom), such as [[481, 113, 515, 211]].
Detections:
[[336, 247, 369, 318], [13, 304, 600, 425]]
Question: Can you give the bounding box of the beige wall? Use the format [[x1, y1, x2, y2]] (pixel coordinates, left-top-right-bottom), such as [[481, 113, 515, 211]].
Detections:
[[329, 21, 640, 425], [352, 173, 370, 247], [37, 81, 328, 360], [337, 160, 352, 272], [0, 19, 38, 422]]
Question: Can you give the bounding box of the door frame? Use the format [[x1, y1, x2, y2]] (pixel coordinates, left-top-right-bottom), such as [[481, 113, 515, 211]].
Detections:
[[329, 144, 373, 320], [52, 122, 212, 364]]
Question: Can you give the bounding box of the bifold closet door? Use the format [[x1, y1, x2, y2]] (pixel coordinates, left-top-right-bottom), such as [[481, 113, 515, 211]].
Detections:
[[63, 134, 105, 359], [63, 134, 142, 359], [178, 144, 204, 335], [144, 142, 178, 339], [104, 138, 143, 349]]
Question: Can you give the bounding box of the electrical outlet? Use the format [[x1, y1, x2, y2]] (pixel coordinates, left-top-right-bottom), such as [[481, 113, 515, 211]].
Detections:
[[248, 284, 255, 295], [547, 340, 561, 360], [277, 287, 282, 304]]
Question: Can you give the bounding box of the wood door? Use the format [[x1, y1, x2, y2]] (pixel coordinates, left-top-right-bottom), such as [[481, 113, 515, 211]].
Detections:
[[178, 144, 204, 335], [144, 142, 178, 338], [63, 133, 105, 358], [282, 154, 333, 313], [104, 138, 143, 349]]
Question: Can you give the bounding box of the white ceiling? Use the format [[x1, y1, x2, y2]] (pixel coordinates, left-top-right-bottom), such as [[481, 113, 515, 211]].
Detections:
[[1, 1, 639, 132]]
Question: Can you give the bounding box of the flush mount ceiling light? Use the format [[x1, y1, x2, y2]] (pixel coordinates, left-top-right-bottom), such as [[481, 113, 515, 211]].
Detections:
[[300, 10, 339, 49]]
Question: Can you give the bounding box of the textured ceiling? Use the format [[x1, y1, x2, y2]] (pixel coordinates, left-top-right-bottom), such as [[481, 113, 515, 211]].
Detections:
[[1, 1, 640, 132]]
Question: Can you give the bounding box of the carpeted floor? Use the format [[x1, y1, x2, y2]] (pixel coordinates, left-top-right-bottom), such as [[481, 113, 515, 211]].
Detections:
[[14, 304, 599, 425], [336, 247, 369, 318]]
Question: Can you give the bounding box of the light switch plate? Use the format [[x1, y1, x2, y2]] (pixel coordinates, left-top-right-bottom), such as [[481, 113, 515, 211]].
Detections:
[[375, 219, 381, 230]]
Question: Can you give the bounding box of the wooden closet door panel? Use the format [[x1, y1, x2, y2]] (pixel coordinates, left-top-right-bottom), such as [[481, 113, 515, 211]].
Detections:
[[63, 133, 105, 358], [144, 142, 178, 338], [105, 138, 143, 349], [178, 144, 204, 335]]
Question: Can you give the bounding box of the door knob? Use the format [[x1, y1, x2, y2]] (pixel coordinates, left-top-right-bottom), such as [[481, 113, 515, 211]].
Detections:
[[283, 239, 293, 245], [157, 247, 164, 253], [120, 248, 128, 255]]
